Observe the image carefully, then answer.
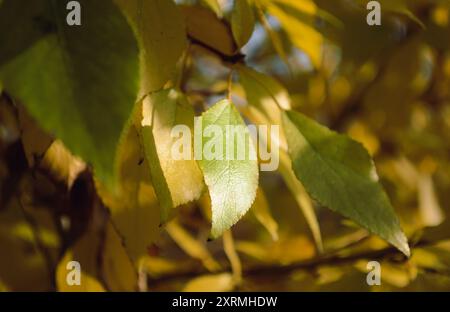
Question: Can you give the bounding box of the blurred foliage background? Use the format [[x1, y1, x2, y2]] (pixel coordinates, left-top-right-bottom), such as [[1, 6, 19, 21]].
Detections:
[[1, 0, 450, 291]]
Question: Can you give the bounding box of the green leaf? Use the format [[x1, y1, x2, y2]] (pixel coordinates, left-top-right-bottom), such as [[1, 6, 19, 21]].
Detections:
[[0, 0, 139, 192], [197, 99, 259, 238], [282, 110, 410, 256], [141, 89, 204, 222], [115, 0, 187, 95], [231, 0, 255, 48], [0, 0, 48, 66]]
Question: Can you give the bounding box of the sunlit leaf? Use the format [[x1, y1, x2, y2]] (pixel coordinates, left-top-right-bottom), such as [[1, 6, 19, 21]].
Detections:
[[101, 222, 138, 291], [200, 0, 222, 17], [165, 220, 220, 272], [236, 235, 315, 264], [182, 273, 234, 292], [418, 173, 444, 227], [141, 89, 204, 221], [115, 0, 187, 95], [223, 230, 242, 284], [56, 219, 137, 292], [56, 253, 106, 292], [255, 3, 290, 67], [263, 0, 323, 67], [238, 64, 291, 111], [197, 99, 259, 238], [237, 64, 290, 149], [40, 140, 86, 188]]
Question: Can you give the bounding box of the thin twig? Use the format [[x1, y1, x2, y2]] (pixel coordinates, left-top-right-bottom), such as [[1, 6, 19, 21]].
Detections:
[[227, 69, 234, 101], [149, 233, 450, 285], [188, 35, 245, 65]]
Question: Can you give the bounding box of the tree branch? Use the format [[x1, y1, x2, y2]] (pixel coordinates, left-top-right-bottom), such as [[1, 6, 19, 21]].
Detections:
[[188, 35, 245, 64], [149, 232, 450, 285]]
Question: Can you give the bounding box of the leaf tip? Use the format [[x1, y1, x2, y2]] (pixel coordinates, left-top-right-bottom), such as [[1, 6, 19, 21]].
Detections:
[[393, 231, 410, 258]]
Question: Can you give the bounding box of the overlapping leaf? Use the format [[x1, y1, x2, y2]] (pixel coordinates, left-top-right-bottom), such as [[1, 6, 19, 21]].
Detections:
[[141, 89, 204, 221], [260, 0, 324, 67], [181, 5, 237, 56], [115, 0, 187, 95], [231, 0, 256, 48]]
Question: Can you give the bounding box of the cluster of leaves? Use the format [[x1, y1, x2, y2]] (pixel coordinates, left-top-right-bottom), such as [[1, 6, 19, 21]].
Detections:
[[1, 0, 450, 291]]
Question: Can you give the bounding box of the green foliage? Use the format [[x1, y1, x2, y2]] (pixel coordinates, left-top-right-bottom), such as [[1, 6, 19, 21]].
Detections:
[[282, 110, 409, 256], [197, 99, 259, 238], [2, 0, 450, 292], [0, 0, 139, 191]]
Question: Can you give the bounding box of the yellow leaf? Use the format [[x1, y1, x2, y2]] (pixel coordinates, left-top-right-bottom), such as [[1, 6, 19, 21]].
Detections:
[[141, 89, 204, 221], [223, 230, 242, 284], [183, 273, 234, 292], [200, 0, 222, 17], [418, 173, 444, 227], [41, 140, 86, 188], [98, 123, 160, 263], [231, 0, 255, 48], [251, 188, 279, 241], [237, 64, 290, 150], [236, 235, 315, 264], [165, 220, 221, 272], [56, 219, 106, 292], [57, 249, 106, 292], [237, 64, 291, 111], [270, 0, 316, 16], [102, 222, 138, 291], [141, 256, 185, 279], [115, 0, 187, 96], [255, 3, 290, 68], [265, 0, 323, 67], [346, 121, 380, 156], [56, 220, 137, 292], [0, 200, 57, 291]]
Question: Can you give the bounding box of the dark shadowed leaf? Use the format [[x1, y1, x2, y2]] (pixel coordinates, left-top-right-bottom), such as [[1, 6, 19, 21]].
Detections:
[[0, 0, 139, 192]]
